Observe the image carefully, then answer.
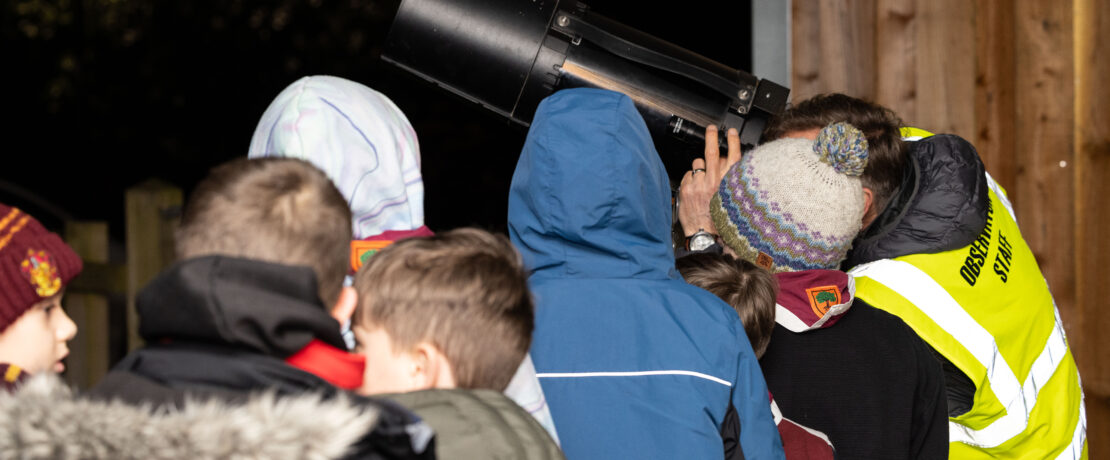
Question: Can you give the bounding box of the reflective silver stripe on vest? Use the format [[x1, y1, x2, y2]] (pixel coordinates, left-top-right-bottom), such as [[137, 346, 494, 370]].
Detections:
[[1055, 399, 1087, 460], [850, 259, 1078, 449], [985, 172, 1017, 221]]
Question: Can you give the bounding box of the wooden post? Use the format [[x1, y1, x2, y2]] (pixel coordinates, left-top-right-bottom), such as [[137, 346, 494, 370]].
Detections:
[[1013, 0, 1077, 333], [913, 0, 975, 139], [1074, 0, 1109, 453], [125, 180, 182, 351], [790, 0, 876, 102], [63, 221, 110, 389], [974, 0, 1017, 191], [874, 0, 916, 120]]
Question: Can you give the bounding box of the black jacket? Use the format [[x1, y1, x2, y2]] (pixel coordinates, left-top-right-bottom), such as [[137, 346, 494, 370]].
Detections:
[[844, 134, 988, 267], [760, 299, 948, 460], [88, 256, 434, 460], [844, 134, 987, 417]]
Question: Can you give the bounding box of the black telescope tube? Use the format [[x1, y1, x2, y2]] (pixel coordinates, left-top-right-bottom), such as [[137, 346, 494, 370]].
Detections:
[[382, 0, 789, 182]]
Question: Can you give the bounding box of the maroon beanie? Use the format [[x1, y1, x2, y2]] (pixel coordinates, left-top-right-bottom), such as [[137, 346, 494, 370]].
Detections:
[[0, 204, 82, 332]]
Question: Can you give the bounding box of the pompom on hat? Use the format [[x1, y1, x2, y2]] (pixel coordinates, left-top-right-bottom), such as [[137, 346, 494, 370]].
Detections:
[[711, 122, 869, 273], [0, 204, 82, 332]]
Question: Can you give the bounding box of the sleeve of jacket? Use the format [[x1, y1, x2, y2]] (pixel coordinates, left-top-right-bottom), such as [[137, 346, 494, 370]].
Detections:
[[910, 331, 949, 459], [731, 326, 786, 459]]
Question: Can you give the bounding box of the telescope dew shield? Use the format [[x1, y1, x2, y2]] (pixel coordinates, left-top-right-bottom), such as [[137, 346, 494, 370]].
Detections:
[[382, 0, 559, 124], [382, 0, 789, 181]]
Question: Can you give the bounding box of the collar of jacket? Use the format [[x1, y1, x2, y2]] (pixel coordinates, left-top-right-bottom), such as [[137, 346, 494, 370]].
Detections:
[[137, 255, 348, 358], [843, 134, 989, 268], [0, 363, 27, 393], [286, 338, 366, 390]]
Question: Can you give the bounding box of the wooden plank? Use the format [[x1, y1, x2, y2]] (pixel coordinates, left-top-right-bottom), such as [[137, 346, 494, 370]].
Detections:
[[65, 261, 127, 295], [790, 0, 876, 102], [1013, 0, 1076, 342], [874, 0, 916, 120], [1074, 0, 1110, 453], [912, 0, 975, 138], [63, 221, 109, 389], [819, 0, 876, 100], [125, 180, 182, 352], [790, 0, 823, 102], [974, 0, 1018, 192]]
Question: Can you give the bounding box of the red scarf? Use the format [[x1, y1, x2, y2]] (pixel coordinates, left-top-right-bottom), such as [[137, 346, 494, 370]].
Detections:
[[285, 339, 366, 390]]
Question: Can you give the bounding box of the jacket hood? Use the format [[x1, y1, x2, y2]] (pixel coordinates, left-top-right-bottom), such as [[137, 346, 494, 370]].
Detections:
[[248, 75, 424, 240], [508, 88, 676, 280], [773, 269, 855, 333], [844, 134, 988, 267], [137, 256, 347, 357], [0, 374, 378, 460]]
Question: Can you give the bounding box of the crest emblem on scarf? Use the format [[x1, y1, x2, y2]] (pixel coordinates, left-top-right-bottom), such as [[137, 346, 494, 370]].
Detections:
[[20, 249, 61, 297], [350, 240, 394, 272], [805, 285, 841, 318]]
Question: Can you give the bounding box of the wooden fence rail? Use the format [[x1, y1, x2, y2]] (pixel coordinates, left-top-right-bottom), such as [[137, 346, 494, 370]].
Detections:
[[61, 179, 181, 389]]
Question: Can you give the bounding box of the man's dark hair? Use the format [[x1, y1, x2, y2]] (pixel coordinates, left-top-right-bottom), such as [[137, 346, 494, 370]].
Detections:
[[762, 93, 909, 218]]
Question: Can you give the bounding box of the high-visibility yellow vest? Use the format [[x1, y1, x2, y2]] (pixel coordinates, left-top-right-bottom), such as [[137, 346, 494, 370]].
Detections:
[[849, 129, 1087, 459]]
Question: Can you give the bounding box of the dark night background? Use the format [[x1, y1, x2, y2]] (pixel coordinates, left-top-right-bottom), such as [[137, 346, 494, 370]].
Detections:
[[2, 0, 752, 241]]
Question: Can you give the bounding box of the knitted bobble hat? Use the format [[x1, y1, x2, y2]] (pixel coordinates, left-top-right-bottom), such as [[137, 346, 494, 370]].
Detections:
[[710, 122, 869, 273], [0, 204, 82, 332]]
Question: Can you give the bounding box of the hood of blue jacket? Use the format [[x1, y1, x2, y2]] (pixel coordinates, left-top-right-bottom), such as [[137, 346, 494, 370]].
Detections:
[[508, 88, 676, 280]]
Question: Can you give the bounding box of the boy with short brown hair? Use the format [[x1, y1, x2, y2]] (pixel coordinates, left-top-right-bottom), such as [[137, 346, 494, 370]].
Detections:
[[351, 227, 562, 459], [352, 227, 534, 394], [676, 253, 776, 358], [676, 253, 835, 459], [174, 157, 352, 307]]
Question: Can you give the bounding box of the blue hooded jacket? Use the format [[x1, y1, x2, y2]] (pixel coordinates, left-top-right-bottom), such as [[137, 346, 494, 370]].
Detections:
[[508, 88, 784, 460]]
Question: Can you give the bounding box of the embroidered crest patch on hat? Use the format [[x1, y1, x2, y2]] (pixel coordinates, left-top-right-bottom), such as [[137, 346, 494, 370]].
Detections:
[[20, 249, 62, 297]]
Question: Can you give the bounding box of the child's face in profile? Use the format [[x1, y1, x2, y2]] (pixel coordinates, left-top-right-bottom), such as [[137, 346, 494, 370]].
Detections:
[[0, 293, 77, 374], [352, 323, 422, 396]]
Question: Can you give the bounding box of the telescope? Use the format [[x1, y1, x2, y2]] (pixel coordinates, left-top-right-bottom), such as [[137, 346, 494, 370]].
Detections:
[[382, 0, 789, 182]]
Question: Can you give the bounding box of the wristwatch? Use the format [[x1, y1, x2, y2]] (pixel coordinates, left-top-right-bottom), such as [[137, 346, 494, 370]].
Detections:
[[685, 230, 718, 252]]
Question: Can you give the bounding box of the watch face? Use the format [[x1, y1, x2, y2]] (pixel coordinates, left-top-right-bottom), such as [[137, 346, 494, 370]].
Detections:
[[690, 234, 715, 251]]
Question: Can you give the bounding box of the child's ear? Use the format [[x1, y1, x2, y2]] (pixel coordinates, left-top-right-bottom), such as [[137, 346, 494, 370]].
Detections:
[[330, 286, 358, 323], [412, 342, 457, 390]]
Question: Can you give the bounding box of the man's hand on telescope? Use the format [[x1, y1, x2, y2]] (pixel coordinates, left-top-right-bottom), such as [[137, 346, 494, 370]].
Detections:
[[678, 125, 741, 237]]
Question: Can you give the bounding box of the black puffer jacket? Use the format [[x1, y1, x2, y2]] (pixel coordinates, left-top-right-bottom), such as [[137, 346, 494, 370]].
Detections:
[[88, 256, 435, 460], [844, 134, 989, 268], [843, 134, 989, 417]]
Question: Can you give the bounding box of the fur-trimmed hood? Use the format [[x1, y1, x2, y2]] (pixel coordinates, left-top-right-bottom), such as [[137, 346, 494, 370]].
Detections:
[[0, 374, 378, 460]]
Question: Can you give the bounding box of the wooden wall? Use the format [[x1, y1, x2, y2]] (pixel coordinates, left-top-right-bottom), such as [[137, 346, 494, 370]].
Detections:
[[790, 0, 1108, 453]]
